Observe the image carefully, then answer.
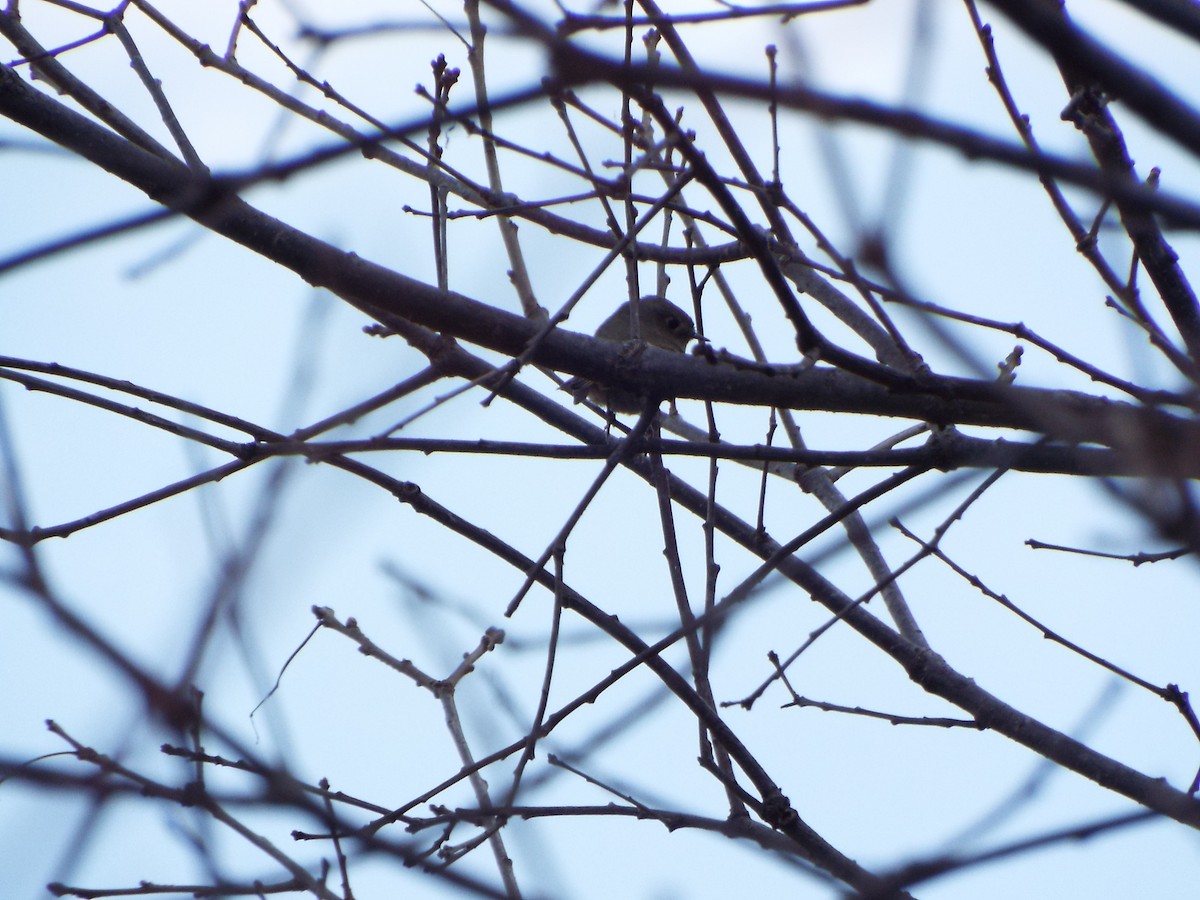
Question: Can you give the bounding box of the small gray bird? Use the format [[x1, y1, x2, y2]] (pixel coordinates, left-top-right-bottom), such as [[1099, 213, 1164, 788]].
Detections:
[[563, 296, 697, 413]]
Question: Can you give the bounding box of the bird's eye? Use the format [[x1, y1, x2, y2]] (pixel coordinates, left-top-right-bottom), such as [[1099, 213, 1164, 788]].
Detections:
[[665, 316, 680, 330]]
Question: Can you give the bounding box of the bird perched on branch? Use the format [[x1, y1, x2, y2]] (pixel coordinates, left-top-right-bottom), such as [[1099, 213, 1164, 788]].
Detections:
[[563, 296, 697, 413]]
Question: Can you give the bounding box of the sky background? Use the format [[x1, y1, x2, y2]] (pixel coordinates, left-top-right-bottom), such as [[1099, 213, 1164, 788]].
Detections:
[[2, 1, 1199, 897]]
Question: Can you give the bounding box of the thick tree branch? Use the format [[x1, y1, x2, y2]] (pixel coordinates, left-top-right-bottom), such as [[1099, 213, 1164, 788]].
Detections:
[[2, 63, 1197, 478]]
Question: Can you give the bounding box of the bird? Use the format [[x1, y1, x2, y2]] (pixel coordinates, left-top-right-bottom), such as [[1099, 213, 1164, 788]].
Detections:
[[563, 296, 697, 413]]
